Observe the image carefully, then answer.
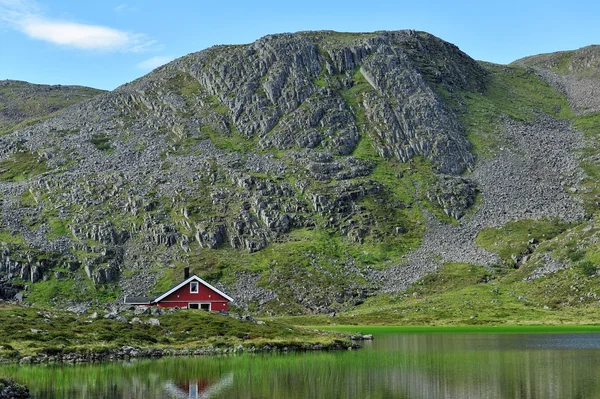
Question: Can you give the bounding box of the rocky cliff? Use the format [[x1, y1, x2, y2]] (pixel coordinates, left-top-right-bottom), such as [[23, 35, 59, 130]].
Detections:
[[0, 31, 597, 315]]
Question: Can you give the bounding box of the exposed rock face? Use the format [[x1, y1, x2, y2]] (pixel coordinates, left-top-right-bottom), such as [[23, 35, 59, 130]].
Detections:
[[0, 30, 590, 314]]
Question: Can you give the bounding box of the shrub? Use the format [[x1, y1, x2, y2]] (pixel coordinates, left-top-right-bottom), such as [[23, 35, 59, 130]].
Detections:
[[580, 261, 597, 277]]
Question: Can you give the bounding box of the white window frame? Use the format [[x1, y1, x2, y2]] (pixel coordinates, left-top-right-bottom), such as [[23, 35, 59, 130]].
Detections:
[[188, 302, 211, 311], [190, 281, 199, 293]]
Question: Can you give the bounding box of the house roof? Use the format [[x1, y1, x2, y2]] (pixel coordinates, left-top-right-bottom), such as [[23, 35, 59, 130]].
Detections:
[[153, 275, 234, 303], [124, 296, 156, 304]]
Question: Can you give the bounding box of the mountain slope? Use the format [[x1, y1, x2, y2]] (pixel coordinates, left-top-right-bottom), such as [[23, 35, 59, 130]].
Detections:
[[0, 80, 104, 135], [0, 31, 597, 318]]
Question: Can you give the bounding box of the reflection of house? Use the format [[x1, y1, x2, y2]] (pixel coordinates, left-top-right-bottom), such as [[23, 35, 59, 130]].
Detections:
[[124, 268, 233, 311], [164, 373, 234, 399]]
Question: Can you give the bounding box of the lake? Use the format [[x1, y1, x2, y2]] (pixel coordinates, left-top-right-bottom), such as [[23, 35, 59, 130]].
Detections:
[[3, 328, 600, 398]]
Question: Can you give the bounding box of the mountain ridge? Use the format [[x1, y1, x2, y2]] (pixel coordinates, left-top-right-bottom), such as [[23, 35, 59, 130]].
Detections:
[[0, 31, 598, 320]]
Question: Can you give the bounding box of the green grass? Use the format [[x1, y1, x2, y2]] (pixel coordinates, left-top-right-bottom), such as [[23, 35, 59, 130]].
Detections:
[[0, 151, 47, 181], [47, 218, 70, 239], [0, 83, 103, 136], [0, 304, 350, 360], [90, 133, 111, 151], [572, 112, 600, 213], [476, 218, 573, 264], [0, 230, 25, 245], [277, 257, 600, 327], [24, 274, 120, 306], [319, 325, 600, 335], [457, 63, 573, 157]]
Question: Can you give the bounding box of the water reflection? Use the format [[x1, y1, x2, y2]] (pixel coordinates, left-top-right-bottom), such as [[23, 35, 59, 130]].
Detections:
[[164, 373, 233, 399], [3, 333, 600, 398]]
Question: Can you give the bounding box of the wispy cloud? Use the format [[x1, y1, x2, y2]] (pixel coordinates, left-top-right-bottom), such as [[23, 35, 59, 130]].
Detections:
[[114, 4, 137, 13], [137, 55, 176, 70], [0, 0, 156, 52]]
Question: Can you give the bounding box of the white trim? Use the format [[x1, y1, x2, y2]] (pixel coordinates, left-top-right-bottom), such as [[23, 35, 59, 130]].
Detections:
[[153, 275, 234, 303], [188, 302, 211, 311], [190, 281, 199, 293]]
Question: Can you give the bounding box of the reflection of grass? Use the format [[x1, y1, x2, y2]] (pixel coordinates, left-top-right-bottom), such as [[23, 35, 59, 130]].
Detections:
[[4, 331, 600, 399]]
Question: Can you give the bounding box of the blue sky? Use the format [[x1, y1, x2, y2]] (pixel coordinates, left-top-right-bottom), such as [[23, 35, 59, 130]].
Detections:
[[1, 0, 598, 90]]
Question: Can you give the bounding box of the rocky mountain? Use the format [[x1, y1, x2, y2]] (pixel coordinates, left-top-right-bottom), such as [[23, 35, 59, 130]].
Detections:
[[0, 31, 598, 316], [0, 80, 104, 135]]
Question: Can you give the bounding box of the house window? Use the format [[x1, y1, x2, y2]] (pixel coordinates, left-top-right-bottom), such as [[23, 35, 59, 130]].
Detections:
[[190, 281, 199, 293], [189, 303, 210, 311]]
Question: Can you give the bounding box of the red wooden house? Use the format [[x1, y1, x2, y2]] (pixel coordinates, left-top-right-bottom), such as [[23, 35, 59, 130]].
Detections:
[[125, 268, 233, 311]]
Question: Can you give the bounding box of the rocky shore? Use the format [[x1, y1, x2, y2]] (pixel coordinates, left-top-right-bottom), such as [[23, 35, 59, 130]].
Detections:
[[3, 341, 360, 365], [0, 378, 29, 399]]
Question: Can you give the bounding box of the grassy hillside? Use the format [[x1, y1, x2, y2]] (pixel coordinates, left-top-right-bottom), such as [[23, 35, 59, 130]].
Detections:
[[1, 34, 599, 323], [281, 57, 600, 325]]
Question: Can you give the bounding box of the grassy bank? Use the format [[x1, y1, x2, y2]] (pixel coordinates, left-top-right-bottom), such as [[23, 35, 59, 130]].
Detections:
[[0, 304, 351, 362], [316, 325, 600, 335], [273, 256, 600, 327]]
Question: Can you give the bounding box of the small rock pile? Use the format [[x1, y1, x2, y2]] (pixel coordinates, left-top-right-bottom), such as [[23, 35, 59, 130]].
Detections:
[[0, 378, 29, 399]]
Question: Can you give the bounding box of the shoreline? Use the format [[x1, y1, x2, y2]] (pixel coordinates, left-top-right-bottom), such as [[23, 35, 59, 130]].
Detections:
[[315, 324, 600, 334], [1, 341, 359, 366]]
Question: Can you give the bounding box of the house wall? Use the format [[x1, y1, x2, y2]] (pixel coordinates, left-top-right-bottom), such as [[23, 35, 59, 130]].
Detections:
[[156, 281, 230, 311]]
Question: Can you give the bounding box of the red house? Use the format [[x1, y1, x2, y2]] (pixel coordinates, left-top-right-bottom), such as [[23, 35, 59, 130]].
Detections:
[[125, 269, 233, 311]]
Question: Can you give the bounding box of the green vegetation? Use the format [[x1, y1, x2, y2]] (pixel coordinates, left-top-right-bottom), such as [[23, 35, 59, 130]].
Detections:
[[0, 230, 25, 245], [456, 63, 573, 156], [476, 218, 573, 264], [579, 261, 597, 277], [25, 278, 120, 307], [572, 112, 600, 213], [47, 218, 70, 239], [0, 82, 102, 136], [0, 304, 350, 360], [280, 260, 600, 326], [0, 151, 47, 181], [321, 325, 600, 335], [90, 133, 111, 151]]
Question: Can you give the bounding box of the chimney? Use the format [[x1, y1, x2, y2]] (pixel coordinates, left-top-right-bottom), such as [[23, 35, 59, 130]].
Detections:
[[184, 267, 190, 280]]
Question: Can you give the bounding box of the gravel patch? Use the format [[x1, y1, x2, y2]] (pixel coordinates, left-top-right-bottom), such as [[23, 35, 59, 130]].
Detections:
[[378, 114, 585, 292]]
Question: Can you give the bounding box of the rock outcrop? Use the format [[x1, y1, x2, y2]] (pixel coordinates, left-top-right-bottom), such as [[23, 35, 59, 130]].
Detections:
[[0, 30, 591, 314]]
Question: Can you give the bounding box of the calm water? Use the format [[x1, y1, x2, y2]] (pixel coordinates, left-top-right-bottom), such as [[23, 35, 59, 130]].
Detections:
[[3, 332, 600, 398]]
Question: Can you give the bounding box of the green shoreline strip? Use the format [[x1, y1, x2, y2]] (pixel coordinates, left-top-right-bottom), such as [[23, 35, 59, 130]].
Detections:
[[313, 325, 600, 334]]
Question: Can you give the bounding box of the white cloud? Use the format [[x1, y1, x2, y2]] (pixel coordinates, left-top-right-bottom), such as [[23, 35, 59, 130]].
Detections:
[[0, 0, 156, 52], [137, 55, 176, 70], [20, 18, 130, 50]]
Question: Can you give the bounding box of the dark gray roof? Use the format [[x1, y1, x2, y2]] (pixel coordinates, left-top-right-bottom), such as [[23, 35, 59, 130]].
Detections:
[[124, 296, 156, 304]]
